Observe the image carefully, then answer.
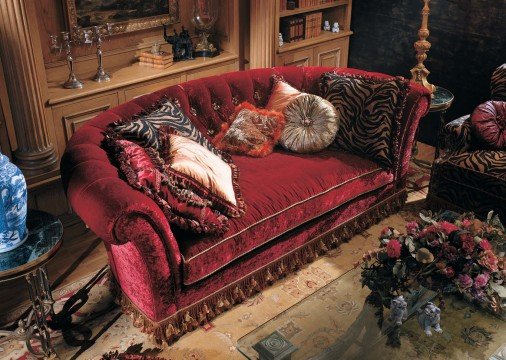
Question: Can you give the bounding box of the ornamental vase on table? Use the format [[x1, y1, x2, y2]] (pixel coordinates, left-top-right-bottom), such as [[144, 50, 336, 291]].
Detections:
[[0, 153, 28, 253]]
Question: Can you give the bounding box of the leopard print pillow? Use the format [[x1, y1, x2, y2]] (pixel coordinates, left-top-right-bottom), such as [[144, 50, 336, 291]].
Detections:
[[320, 72, 409, 168]]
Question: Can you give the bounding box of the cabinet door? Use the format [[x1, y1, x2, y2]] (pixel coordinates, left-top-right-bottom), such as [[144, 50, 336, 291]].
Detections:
[[51, 92, 119, 157], [276, 48, 314, 67], [123, 75, 181, 102], [314, 38, 349, 68]]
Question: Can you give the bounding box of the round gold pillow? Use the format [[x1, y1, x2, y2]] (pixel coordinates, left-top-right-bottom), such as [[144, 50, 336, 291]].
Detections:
[[280, 94, 339, 153]]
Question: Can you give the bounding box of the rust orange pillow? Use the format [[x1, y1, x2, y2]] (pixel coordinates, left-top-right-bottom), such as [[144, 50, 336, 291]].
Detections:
[[265, 79, 304, 112], [213, 102, 285, 157]]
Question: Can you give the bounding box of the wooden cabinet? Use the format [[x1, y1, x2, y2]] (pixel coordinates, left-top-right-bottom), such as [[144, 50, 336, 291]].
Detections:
[[314, 37, 349, 67], [123, 75, 181, 102], [51, 93, 119, 157], [276, 48, 314, 67]]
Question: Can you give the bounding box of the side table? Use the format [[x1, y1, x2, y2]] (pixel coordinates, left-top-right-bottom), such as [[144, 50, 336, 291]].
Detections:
[[0, 209, 63, 358], [412, 86, 454, 168]]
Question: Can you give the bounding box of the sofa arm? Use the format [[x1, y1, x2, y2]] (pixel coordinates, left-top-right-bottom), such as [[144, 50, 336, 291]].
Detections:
[[441, 115, 473, 154], [395, 82, 431, 182]]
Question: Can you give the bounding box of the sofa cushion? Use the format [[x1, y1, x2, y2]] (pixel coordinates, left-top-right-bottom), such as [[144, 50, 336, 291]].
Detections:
[[471, 100, 506, 150], [266, 79, 303, 112], [176, 149, 394, 285], [320, 72, 409, 168], [213, 102, 286, 157], [280, 94, 339, 153]]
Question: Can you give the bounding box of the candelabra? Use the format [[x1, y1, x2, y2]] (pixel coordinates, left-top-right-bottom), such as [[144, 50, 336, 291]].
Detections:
[[91, 25, 111, 82], [410, 0, 436, 94], [50, 31, 84, 89]]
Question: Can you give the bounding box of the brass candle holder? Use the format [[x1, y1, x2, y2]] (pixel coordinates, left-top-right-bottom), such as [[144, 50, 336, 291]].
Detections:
[[410, 0, 436, 95]]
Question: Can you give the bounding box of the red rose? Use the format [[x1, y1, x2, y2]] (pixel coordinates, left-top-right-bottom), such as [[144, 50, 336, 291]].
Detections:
[[439, 221, 459, 235], [479, 239, 492, 251], [461, 234, 475, 254], [442, 266, 455, 278], [386, 239, 401, 258]]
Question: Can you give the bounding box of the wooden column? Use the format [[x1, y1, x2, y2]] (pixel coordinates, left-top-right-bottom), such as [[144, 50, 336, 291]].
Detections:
[[250, 0, 276, 69], [0, 0, 58, 175]]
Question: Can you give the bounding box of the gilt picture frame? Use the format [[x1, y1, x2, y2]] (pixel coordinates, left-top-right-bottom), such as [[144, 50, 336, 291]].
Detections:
[[65, 0, 180, 34]]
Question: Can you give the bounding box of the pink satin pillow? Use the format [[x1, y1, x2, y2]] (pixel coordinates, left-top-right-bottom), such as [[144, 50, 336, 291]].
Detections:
[[471, 100, 506, 150], [265, 79, 303, 113]]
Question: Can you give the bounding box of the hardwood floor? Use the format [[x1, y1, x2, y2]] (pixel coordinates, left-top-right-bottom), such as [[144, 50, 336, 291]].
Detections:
[[0, 143, 436, 325]]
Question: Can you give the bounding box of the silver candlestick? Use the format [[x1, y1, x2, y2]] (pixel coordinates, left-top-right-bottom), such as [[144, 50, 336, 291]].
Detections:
[[60, 31, 84, 89], [91, 25, 111, 82]]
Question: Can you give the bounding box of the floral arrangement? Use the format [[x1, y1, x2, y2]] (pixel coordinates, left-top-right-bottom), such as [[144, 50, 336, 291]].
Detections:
[[359, 210, 506, 316]]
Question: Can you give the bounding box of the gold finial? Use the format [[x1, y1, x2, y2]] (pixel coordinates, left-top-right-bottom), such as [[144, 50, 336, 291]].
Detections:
[[410, 0, 436, 94]]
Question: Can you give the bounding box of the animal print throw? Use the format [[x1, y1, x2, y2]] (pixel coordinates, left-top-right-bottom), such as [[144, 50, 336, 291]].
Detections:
[[320, 72, 409, 168]]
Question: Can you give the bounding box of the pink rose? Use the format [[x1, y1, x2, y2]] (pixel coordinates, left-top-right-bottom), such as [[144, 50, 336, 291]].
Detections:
[[406, 221, 419, 235], [478, 250, 499, 272], [473, 273, 490, 289], [461, 234, 475, 254], [442, 266, 455, 278], [439, 221, 459, 235], [479, 239, 492, 251], [457, 274, 473, 289], [461, 219, 472, 228], [386, 239, 401, 258]]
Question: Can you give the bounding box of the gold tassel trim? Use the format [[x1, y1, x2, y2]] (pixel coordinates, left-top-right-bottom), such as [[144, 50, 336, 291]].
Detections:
[[117, 190, 407, 345]]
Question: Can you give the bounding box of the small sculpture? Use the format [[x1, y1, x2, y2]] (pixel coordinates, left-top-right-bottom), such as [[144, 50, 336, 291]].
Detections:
[[323, 20, 331, 31], [389, 296, 408, 325], [278, 33, 284, 47], [163, 25, 194, 61], [418, 302, 442, 336], [332, 22, 340, 33]]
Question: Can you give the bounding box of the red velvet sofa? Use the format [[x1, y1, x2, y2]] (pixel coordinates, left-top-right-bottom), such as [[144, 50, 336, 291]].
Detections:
[[61, 66, 430, 344]]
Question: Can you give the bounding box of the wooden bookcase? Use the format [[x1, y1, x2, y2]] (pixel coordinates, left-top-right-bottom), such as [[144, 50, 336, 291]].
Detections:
[[276, 0, 353, 67], [249, 0, 352, 69]]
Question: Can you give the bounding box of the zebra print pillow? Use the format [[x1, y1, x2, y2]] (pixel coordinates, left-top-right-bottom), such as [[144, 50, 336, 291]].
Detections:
[[113, 99, 224, 158], [491, 64, 506, 101], [320, 73, 409, 168]]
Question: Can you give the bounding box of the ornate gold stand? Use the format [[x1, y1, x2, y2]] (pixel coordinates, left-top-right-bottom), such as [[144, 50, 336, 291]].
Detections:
[[410, 0, 436, 95]]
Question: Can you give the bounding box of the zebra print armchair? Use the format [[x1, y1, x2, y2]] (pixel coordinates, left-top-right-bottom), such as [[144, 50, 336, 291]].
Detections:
[[427, 64, 506, 221]]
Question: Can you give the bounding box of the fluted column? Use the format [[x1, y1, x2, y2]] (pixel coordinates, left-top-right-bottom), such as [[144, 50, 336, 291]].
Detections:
[[250, 0, 276, 69], [0, 0, 58, 174]]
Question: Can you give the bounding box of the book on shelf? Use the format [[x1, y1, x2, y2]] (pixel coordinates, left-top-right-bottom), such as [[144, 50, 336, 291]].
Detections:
[[139, 57, 173, 65], [139, 51, 173, 61], [280, 16, 304, 43], [138, 61, 173, 69]]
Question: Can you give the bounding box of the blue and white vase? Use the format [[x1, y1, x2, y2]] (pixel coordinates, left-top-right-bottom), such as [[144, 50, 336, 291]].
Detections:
[[0, 153, 28, 253]]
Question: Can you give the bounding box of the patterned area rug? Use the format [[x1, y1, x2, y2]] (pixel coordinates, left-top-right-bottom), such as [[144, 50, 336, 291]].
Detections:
[[0, 163, 448, 360]]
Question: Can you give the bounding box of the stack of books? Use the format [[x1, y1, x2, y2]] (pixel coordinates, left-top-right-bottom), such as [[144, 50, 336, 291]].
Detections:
[[279, 0, 335, 11], [303, 12, 323, 39], [138, 51, 173, 69], [280, 17, 304, 43]]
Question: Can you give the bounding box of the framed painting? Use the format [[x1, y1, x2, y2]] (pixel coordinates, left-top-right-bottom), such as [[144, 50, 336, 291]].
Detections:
[[65, 0, 179, 34]]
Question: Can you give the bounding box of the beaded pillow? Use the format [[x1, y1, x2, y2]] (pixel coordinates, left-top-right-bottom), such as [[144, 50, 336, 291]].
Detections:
[[280, 94, 339, 153], [213, 102, 285, 157], [107, 135, 229, 235], [320, 72, 409, 168]]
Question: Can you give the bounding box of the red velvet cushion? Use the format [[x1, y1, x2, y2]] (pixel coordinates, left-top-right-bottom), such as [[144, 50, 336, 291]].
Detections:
[[110, 137, 229, 235], [175, 149, 394, 285], [471, 100, 506, 149]]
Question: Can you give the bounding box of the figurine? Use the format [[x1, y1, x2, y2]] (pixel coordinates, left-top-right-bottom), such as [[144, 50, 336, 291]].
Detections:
[[389, 296, 408, 325], [279, 33, 284, 47], [332, 22, 340, 33], [323, 20, 331, 31], [163, 25, 194, 61], [418, 302, 442, 336]]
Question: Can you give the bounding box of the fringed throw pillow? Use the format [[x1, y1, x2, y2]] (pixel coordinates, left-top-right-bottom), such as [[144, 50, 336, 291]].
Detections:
[[113, 99, 224, 158], [213, 102, 285, 157], [159, 127, 246, 218], [107, 134, 229, 235], [320, 72, 409, 168]]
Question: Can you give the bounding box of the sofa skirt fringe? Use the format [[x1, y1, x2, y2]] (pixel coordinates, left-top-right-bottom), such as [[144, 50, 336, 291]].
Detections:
[[117, 189, 407, 345]]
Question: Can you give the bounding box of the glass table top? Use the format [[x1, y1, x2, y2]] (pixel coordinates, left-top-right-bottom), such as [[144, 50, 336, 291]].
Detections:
[[0, 209, 63, 281], [237, 266, 506, 360], [430, 86, 454, 112]]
